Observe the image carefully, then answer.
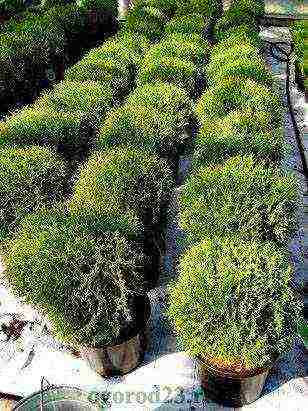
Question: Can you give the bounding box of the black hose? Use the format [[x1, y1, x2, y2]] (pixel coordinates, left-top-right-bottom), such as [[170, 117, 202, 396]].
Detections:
[[266, 40, 308, 183]]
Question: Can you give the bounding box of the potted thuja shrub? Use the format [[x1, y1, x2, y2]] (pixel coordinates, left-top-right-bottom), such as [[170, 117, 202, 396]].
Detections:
[[69, 147, 173, 287], [3, 206, 151, 376], [167, 236, 301, 406]]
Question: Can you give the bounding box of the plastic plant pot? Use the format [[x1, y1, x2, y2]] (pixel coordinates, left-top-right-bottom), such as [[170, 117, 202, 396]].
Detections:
[[13, 385, 106, 410], [86, 9, 118, 42], [78, 295, 151, 377], [141, 195, 171, 289], [87, 9, 99, 35], [142, 203, 168, 290], [198, 357, 277, 407]]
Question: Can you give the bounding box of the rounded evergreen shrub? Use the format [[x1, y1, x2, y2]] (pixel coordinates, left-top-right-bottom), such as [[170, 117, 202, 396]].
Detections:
[[3, 206, 145, 348], [165, 31, 209, 49], [167, 236, 300, 370], [69, 147, 173, 225], [192, 109, 285, 168], [102, 33, 151, 68], [145, 34, 210, 66], [117, 30, 151, 52], [165, 13, 206, 36], [0, 0, 26, 14], [137, 55, 198, 96], [64, 58, 131, 99], [37, 80, 112, 126], [206, 57, 274, 87], [43, 3, 88, 41], [208, 43, 261, 71], [0, 146, 67, 240], [179, 155, 300, 244], [228, 0, 265, 18], [3, 11, 67, 62], [177, 0, 222, 19], [133, 0, 178, 17], [195, 78, 283, 127], [152, 0, 177, 16], [0, 36, 26, 102], [214, 7, 259, 41], [290, 20, 304, 78], [212, 25, 263, 50], [83, 40, 122, 62], [122, 5, 166, 41], [69, 203, 143, 242], [127, 81, 193, 119], [97, 103, 187, 158], [0, 15, 66, 93], [0, 106, 87, 151], [76, 0, 118, 15]]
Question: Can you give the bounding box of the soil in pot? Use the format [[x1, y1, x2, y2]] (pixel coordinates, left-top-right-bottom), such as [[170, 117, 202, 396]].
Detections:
[[198, 356, 276, 407], [78, 294, 151, 377]]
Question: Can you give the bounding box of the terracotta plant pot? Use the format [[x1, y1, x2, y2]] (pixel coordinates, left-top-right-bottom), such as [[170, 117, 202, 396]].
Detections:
[[198, 357, 276, 407], [78, 295, 151, 377]]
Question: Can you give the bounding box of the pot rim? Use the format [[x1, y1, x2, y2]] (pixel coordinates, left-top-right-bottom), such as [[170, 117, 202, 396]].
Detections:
[[79, 294, 151, 352], [12, 384, 101, 410], [197, 354, 278, 379]]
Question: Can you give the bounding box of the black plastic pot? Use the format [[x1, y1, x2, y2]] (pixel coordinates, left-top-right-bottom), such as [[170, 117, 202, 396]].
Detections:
[[198, 357, 275, 407], [85, 9, 118, 46], [78, 295, 151, 377], [56, 116, 93, 164], [167, 151, 180, 183], [142, 207, 162, 289], [204, 17, 218, 44], [141, 186, 171, 289]]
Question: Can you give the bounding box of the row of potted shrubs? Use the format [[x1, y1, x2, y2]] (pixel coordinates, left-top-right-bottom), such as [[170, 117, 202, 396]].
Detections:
[[0, 0, 186, 244], [0, 1, 78, 18], [0, 28, 152, 163], [0, 0, 302, 406], [0, 0, 119, 113], [0, 0, 214, 376], [0, 1, 58, 18], [0, 1, 114, 19], [166, 0, 303, 407], [0, 0, 216, 170]]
